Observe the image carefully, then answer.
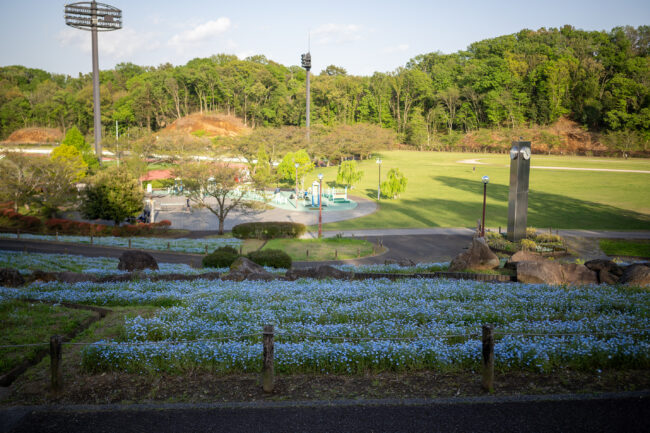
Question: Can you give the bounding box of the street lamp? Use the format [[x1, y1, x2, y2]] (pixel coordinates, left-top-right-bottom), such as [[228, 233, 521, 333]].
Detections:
[[481, 175, 490, 237], [318, 173, 323, 238], [376, 158, 382, 200], [294, 162, 299, 209]]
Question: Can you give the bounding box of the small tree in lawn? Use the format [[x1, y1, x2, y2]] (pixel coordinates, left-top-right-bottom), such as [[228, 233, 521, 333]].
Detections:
[[276, 149, 313, 190], [381, 168, 408, 199], [80, 167, 143, 225], [34, 158, 81, 218], [176, 162, 253, 235], [336, 160, 363, 188]]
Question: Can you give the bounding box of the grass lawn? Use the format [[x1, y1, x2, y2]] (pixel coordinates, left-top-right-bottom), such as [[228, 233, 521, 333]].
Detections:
[[0, 300, 96, 375], [313, 151, 650, 231], [262, 237, 376, 261], [599, 239, 650, 258]]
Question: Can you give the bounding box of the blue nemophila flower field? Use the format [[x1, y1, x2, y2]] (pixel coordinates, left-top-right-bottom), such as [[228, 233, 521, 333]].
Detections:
[[2, 275, 647, 374], [0, 233, 241, 254], [0, 251, 228, 275]]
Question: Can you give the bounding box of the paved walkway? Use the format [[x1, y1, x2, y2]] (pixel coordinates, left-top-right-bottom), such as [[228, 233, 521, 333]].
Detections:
[[2, 392, 648, 433], [154, 195, 377, 231]]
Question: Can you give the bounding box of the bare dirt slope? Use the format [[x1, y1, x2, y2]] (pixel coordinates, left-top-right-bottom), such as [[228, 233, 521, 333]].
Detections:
[[2, 127, 62, 144], [461, 117, 608, 154], [160, 113, 249, 138]]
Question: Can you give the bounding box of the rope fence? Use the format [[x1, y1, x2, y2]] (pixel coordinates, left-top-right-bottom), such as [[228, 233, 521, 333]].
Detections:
[[2, 326, 649, 394]]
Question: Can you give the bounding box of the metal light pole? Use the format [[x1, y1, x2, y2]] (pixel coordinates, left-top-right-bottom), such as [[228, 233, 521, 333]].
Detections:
[[376, 158, 382, 200], [294, 162, 299, 209], [318, 173, 323, 238], [481, 175, 490, 237], [65, 1, 122, 163], [301, 52, 311, 140]]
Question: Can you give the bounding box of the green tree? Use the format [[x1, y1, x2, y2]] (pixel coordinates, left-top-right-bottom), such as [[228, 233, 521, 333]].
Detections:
[[33, 158, 80, 218], [0, 151, 43, 211], [61, 126, 99, 172], [336, 160, 363, 188], [80, 167, 143, 225], [175, 162, 253, 234], [276, 149, 313, 185], [381, 168, 408, 199], [50, 144, 87, 181]]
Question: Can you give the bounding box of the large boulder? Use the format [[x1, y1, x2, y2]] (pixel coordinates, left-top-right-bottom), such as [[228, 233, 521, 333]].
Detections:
[[584, 259, 623, 284], [516, 260, 597, 285], [620, 263, 650, 287], [117, 251, 159, 272], [561, 263, 598, 285], [516, 260, 564, 285], [505, 250, 544, 270], [449, 237, 500, 272], [0, 268, 25, 287], [285, 265, 353, 281], [221, 257, 276, 282]]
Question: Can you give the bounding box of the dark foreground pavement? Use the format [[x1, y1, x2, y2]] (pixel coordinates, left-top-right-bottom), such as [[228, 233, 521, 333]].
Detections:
[[2, 393, 649, 433]]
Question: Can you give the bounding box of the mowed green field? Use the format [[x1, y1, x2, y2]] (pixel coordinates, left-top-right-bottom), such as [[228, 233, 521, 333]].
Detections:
[[315, 151, 650, 231]]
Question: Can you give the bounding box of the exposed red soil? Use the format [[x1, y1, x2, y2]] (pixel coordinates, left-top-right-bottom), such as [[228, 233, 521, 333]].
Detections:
[[3, 127, 63, 144], [160, 113, 249, 138]]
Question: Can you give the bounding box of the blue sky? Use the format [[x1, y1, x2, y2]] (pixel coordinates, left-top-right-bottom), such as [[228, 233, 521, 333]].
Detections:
[[1, 0, 649, 77]]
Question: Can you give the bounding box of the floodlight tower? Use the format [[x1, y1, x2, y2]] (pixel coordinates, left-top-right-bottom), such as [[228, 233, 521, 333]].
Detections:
[[64, 1, 122, 163], [300, 51, 311, 140]]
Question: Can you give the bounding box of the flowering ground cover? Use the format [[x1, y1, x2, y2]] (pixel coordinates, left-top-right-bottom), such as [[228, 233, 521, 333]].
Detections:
[[0, 250, 226, 275], [1, 276, 647, 375], [0, 232, 241, 254]]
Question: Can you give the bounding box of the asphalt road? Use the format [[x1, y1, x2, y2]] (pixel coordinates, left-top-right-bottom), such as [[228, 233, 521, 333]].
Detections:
[[3, 394, 649, 433], [0, 233, 473, 268]]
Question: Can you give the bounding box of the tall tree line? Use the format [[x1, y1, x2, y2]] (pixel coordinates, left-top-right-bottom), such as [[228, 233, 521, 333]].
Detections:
[[0, 25, 648, 147]]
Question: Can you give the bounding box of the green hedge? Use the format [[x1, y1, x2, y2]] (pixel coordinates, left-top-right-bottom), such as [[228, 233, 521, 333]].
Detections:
[[202, 246, 240, 268], [247, 249, 292, 269], [232, 222, 306, 239]]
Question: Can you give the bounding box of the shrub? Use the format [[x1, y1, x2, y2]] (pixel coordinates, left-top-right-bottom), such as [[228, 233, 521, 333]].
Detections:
[[18, 215, 42, 230], [520, 239, 537, 251], [536, 233, 562, 244], [232, 222, 306, 239], [525, 227, 537, 239], [203, 247, 240, 268], [247, 249, 292, 269]]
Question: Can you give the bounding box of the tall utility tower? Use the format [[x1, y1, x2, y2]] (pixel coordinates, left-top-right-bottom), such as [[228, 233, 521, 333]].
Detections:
[[64, 1, 122, 163], [300, 51, 311, 139]]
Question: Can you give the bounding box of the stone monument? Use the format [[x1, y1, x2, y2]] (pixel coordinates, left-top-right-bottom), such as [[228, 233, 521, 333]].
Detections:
[[507, 141, 531, 241]]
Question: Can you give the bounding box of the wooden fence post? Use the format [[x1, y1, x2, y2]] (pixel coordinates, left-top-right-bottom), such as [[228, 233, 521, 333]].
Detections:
[[16, 229, 20, 240], [50, 335, 63, 393], [481, 324, 494, 392], [204, 245, 208, 254], [90, 234, 93, 245], [56, 231, 59, 241], [167, 242, 170, 250], [357, 248, 360, 258], [262, 324, 275, 393], [128, 238, 132, 249], [334, 249, 338, 259], [239, 245, 243, 255], [306, 249, 309, 258]]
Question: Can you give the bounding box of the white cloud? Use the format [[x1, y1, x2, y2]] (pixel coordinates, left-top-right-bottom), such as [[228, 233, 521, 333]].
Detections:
[[384, 44, 410, 53], [311, 23, 364, 45], [57, 27, 160, 60], [169, 17, 231, 47]]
